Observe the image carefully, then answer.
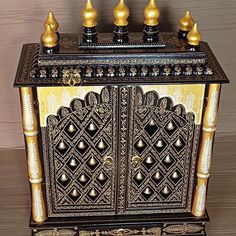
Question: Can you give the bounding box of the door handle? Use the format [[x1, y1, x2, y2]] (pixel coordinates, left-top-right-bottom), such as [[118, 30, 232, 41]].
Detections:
[[103, 156, 114, 170], [131, 155, 142, 168]]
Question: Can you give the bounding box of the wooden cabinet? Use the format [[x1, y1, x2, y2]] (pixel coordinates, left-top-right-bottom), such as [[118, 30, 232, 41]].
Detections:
[[15, 31, 228, 235]]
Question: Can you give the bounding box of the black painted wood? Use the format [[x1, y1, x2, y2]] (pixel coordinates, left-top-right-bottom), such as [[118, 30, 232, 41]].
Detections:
[[14, 33, 229, 87], [30, 212, 209, 235], [83, 27, 98, 43], [113, 26, 129, 43], [178, 30, 189, 41], [143, 25, 159, 43]]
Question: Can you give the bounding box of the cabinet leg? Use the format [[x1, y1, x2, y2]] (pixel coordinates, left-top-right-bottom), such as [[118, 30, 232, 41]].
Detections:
[[20, 87, 46, 223], [192, 84, 221, 217]]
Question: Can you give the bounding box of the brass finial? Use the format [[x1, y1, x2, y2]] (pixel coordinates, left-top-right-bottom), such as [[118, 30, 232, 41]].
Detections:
[[114, 0, 130, 26], [187, 23, 202, 46], [179, 11, 194, 31], [44, 11, 59, 32], [41, 24, 58, 48], [144, 0, 160, 26], [82, 0, 97, 28]]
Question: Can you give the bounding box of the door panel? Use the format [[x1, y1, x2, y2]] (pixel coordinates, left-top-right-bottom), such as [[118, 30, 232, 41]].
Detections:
[[124, 86, 203, 214], [39, 86, 118, 217], [38, 85, 204, 217]]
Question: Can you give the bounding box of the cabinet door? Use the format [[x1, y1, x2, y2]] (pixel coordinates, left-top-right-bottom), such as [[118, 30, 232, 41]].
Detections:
[[123, 85, 204, 215], [38, 86, 118, 217]]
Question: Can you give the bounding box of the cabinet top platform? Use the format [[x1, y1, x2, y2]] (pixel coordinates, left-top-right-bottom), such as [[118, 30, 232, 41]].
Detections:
[[14, 32, 229, 87]]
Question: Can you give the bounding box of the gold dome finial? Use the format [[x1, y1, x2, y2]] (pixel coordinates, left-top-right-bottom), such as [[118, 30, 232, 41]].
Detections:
[[44, 11, 59, 32], [144, 0, 160, 26], [187, 23, 202, 46], [41, 24, 58, 48], [179, 11, 194, 31], [82, 0, 97, 28], [114, 0, 130, 26]]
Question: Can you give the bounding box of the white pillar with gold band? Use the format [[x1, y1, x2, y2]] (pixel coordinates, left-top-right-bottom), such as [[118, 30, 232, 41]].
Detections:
[[192, 84, 221, 217], [20, 87, 47, 223]]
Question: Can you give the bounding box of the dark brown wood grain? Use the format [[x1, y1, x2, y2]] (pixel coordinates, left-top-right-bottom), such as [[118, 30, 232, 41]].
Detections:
[[0, 0, 235, 149], [0, 135, 235, 235]]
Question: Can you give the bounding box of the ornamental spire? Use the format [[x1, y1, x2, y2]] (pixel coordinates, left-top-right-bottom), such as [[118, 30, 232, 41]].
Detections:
[[41, 24, 58, 48], [44, 11, 59, 33], [179, 11, 194, 32], [113, 0, 130, 26], [144, 0, 160, 26], [82, 0, 97, 28], [187, 23, 202, 46]]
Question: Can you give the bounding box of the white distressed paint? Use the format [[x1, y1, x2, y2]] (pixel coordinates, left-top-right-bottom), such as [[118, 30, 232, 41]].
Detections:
[[201, 138, 213, 174], [23, 94, 34, 131], [208, 90, 219, 126], [186, 92, 195, 112], [33, 188, 44, 222], [196, 185, 206, 213], [28, 141, 39, 180]]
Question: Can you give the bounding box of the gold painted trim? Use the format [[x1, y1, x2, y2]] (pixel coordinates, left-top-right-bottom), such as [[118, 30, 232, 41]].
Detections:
[[20, 87, 46, 223], [38, 58, 206, 67], [197, 173, 210, 179], [141, 84, 205, 125], [37, 86, 104, 127], [192, 84, 221, 217], [35, 228, 76, 236], [24, 130, 39, 136], [80, 227, 161, 236], [202, 127, 216, 132], [29, 178, 44, 184]]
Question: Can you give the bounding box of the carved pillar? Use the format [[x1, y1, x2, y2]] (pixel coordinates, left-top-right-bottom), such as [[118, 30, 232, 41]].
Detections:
[[20, 87, 46, 223], [192, 84, 221, 217]]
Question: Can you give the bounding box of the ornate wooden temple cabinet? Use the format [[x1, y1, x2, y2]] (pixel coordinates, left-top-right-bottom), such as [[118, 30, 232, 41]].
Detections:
[[14, 0, 229, 235]]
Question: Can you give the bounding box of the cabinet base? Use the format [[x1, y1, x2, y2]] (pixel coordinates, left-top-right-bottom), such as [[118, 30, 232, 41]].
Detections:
[[31, 212, 209, 236]]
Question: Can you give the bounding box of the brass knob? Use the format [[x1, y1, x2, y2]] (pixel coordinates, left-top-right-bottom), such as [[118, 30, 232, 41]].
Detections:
[[131, 155, 142, 167], [103, 156, 114, 170]]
